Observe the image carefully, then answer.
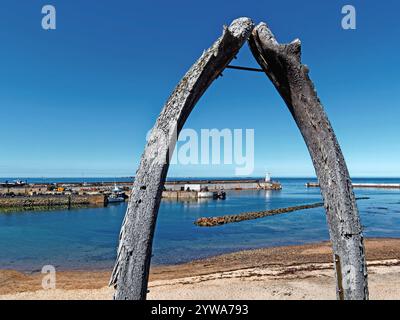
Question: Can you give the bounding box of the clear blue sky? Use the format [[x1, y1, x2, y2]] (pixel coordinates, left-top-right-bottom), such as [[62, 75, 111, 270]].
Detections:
[[0, 0, 399, 178]]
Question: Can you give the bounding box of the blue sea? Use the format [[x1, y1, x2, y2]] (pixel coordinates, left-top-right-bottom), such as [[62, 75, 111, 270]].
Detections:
[[1, 178, 400, 272]]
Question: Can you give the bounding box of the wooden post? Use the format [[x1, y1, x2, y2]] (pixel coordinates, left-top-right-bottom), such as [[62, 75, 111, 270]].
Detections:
[[110, 18, 254, 300], [248, 23, 368, 300]]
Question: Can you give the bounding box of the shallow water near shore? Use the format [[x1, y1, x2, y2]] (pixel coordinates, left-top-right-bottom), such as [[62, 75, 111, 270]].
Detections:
[[1, 178, 400, 271]]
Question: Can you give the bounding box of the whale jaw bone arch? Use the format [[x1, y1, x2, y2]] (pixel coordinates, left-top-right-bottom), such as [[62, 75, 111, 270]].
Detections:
[[110, 18, 368, 301]]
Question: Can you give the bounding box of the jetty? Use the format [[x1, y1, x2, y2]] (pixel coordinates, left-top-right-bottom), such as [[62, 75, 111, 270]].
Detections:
[[161, 175, 281, 200], [306, 182, 400, 189], [0, 178, 281, 194], [163, 178, 282, 192]]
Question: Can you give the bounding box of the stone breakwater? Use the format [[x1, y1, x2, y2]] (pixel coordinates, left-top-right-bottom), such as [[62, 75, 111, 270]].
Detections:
[[195, 197, 370, 227], [0, 194, 107, 210]]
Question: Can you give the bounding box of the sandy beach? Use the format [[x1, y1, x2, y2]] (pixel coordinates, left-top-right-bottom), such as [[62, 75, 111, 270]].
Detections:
[[1, 238, 400, 300]]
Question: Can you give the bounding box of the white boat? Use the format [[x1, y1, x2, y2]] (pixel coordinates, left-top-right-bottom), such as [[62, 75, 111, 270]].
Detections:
[[198, 191, 216, 198], [108, 193, 125, 203], [0, 179, 27, 187], [112, 184, 122, 193], [107, 184, 126, 203]]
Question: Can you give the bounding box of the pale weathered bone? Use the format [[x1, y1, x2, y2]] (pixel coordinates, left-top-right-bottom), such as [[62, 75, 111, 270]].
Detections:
[[110, 17, 255, 300], [248, 23, 368, 300]]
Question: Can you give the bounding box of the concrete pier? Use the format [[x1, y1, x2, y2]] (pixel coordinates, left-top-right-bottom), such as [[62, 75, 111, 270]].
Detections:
[[0, 179, 282, 196], [164, 179, 282, 191], [162, 191, 199, 200], [306, 182, 400, 189]]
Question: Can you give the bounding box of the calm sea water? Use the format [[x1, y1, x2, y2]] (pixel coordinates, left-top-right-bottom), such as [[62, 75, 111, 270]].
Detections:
[[1, 178, 400, 271]]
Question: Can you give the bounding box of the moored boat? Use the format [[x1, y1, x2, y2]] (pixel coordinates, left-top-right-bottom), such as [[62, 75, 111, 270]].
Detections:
[[216, 191, 226, 200], [107, 184, 126, 203], [198, 191, 216, 198], [108, 194, 125, 203], [0, 179, 27, 187]]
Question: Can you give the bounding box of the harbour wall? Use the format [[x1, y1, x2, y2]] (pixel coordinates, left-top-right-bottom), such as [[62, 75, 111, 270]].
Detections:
[[164, 180, 281, 191], [0, 194, 107, 209], [162, 191, 199, 200], [0, 179, 282, 196]]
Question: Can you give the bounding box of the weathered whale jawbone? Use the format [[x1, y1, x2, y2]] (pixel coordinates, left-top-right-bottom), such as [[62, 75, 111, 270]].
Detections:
[[248, 22, 368, 300], [110, 17, 254, 300]]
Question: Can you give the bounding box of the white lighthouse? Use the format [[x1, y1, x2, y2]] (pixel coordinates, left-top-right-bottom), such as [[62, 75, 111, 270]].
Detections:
[[265, 172, 271, 182]]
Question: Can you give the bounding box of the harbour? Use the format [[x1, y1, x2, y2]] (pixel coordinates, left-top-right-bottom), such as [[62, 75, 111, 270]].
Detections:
[[2, 177, 399, 212], [0, 175, 282, 209], [1, 177, 400, 271]]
